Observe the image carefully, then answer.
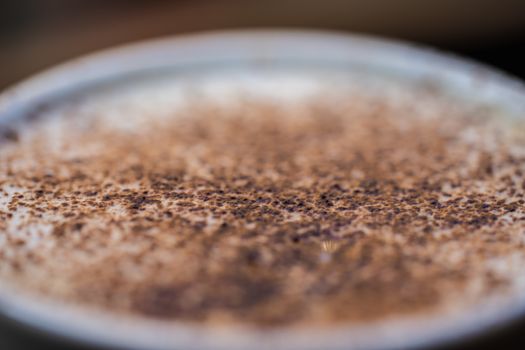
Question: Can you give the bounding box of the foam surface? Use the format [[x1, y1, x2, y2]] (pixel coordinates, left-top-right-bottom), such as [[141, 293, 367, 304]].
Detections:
[[1, 68, 525, 328]]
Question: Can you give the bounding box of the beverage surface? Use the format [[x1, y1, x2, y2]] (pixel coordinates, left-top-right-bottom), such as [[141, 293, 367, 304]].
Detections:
[[1, 69, 525, 327]]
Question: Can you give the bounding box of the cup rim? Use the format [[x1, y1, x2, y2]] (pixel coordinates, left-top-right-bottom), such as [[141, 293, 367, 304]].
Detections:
[[1, 29, 525, 350]]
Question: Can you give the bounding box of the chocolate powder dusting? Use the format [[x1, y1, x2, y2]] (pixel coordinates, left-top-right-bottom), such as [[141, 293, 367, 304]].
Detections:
[[1, 78, 525, 328]]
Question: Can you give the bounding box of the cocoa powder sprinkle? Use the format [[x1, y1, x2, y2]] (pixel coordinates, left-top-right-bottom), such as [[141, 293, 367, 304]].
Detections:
[[1, 77, 525, 328]]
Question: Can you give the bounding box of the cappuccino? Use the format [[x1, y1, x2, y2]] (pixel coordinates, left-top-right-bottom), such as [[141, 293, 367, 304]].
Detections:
[[1, 68, 525, 328]]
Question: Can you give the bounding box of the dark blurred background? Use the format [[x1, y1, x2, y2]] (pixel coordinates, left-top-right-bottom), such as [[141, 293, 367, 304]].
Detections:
[[0, 0, 525, 90], [1, 1, 525, 349]]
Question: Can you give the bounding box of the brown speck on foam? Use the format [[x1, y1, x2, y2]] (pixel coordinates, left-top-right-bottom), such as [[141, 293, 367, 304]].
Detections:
[[0, 127, 19, 143], [1, 79, 525, 329]]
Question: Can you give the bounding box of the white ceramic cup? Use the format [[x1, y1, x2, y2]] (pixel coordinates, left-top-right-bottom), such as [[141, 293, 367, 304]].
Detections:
[[1, 30, 525, 350]]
